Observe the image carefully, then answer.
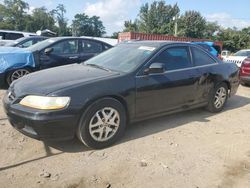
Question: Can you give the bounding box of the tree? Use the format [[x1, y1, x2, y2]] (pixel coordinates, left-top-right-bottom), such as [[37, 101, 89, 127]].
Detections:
[[25, 7, 57, 32], [1, 0, 29, 30], [216, 28, 250, 52], [52, 4, 70, 36], [136, 1, 179, 34], [203, 21, 221, 39], [110, 32, 119, 39], [178, 11, 206, 38], [123, 20, 138, 32], [72, 13, 105, 37]]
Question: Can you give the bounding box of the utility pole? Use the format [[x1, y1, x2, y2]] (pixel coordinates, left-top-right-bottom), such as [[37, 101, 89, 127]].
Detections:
[[173, 15, 178, 37]]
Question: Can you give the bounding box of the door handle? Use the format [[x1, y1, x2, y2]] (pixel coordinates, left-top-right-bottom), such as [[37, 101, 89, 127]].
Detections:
[[69, 56, 79, 59]]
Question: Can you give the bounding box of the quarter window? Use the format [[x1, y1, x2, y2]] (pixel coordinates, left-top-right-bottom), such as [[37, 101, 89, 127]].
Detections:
[[153, 47, 192, 71], [191, 47, 216, 66], [81, 40, 102, 53]]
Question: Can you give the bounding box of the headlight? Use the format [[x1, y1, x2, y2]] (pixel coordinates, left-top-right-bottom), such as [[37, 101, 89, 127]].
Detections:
[[20, 95, 70, 110]]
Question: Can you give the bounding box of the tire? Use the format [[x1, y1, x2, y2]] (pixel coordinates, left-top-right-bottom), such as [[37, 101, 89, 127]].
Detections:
[[77, 98, 126, 149], [207, 82, 228, 113], [6, 68, 30, 86]]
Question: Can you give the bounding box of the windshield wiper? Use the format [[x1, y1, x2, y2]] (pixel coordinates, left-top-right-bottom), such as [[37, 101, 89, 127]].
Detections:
[[85, 63, 111, 72]]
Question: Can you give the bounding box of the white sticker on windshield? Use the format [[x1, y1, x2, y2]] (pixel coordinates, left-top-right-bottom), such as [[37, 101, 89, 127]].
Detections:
[[48, 39, 55, 43], [138, 46, 155, 51]]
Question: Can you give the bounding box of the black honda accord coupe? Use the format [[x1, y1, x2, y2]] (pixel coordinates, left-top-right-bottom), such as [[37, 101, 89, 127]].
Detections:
[[3, 41, 240, 149]]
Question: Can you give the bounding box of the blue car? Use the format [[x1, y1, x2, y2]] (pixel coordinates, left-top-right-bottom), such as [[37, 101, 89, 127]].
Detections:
[[192, 42, 220, 58], [0, 37, 112, 86]]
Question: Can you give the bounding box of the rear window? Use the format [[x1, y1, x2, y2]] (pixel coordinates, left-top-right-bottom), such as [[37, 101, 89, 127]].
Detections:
[[197, 44, 212, 52], [191, 47, 216, 66], [5, 33, 24, 40]]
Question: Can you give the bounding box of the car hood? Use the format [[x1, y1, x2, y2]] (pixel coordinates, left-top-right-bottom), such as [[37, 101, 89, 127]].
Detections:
[[11, 64, 120, 96], [0, 47, 35, 73]]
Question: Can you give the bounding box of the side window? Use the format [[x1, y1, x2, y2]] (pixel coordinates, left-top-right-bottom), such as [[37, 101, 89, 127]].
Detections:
[[0, 32, 5, 39], [5, 33, 24, 40], [191, 47, 216, 66], [153, 47, 192, 71], [81, 40, 102, 53], [51, 40, 78, 55]]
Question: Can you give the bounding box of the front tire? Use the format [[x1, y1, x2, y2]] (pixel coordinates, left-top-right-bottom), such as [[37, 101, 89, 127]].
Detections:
[[207, 83, 228, 113], [77, 98, 126, 149], [6, 68, 30, 86]]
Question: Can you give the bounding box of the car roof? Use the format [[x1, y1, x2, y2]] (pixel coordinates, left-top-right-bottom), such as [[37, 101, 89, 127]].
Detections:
[[0, 29, 35, 35], [47, 36, 110, 43], [239, 49, 250, 51], [120, 40, 195, 48]]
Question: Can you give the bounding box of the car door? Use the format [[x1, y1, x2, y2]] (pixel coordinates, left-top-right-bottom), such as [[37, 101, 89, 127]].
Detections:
[[190, 46, 219, 102], [39, 39, 80, 69], [135, 45, 201, 118], [79, 39, 103, 62]]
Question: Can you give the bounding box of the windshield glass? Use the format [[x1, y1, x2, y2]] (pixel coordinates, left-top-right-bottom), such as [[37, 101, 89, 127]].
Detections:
[[84, 44, 157, 73], [234, 50, 250, 57], [27, 38, 57, 51]]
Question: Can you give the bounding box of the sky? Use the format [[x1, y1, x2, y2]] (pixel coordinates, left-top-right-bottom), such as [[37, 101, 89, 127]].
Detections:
[[1, 0, 250, 35]]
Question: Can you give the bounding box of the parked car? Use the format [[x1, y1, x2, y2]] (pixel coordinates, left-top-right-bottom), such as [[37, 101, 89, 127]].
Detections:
[[240, 58, 250, 85], [224, 49, 250, 67], [3, 41, 240, 149], [192, 42, 222, 59], [4, 36, 48, 48], [221, 50, 230, 59], [0, 37, 113, 86], [0, 29, 36, 46]]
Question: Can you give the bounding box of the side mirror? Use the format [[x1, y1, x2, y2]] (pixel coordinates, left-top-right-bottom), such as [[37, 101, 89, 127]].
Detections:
[[144, 63, 165, 74], [44, 48, 53, 55]]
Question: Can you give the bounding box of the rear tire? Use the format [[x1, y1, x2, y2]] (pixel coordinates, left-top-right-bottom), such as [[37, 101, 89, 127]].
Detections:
[[6, 68, 30, 86], [207, 83, 228, 113], [77, 98, 126, 149]]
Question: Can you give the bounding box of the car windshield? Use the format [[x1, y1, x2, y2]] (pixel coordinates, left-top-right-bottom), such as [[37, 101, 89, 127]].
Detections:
[[234, 50, 250, 57], [83, 44, 158, 73], [26, 38, 57, 51]]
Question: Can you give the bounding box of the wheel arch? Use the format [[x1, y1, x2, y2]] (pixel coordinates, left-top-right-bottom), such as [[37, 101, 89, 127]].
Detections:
[[80, 94, 130, 123]]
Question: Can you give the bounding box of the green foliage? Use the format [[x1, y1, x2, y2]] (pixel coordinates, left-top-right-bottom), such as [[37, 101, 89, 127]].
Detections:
[[0, 0, 29, 30], [72, 13, 105, 37], [0, 0, 106, 37], [25, 7, 56, 32], [178, 11, 206, 38], [135, 1, 179, 34], [123, 0, 250, 51], [52, 4, 70, 36], [216, 28, 250, 52]]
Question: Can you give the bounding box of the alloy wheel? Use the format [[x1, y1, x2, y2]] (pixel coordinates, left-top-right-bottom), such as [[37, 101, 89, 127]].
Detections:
[[89, 107, 120, 142], [10, 69, 30, 83], [214, 87, 227, 109]]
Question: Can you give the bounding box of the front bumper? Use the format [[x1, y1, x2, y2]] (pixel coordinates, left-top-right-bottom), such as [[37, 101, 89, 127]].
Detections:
[[240, 76, 250, 84], [3, 93, 80, 141]]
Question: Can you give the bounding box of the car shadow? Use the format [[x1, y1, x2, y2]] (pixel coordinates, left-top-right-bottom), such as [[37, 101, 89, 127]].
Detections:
[[46, 94, 250, 152], [1, 95, 249, 172]]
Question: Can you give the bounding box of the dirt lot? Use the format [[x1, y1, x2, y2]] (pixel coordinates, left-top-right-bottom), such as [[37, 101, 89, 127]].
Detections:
[[0, 86, 250, 188]]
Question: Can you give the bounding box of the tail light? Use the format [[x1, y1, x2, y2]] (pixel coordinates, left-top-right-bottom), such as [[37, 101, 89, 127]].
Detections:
[[240, 58, 250, 76]]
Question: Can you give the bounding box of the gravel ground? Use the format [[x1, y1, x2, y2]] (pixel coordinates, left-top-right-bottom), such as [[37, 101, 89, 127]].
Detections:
[[0, 86, 250, 188]]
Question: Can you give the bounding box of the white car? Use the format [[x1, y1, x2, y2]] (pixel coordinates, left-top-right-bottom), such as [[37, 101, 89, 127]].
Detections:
[[224, 49, 250, 67], [0, 30, 36, 46]]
